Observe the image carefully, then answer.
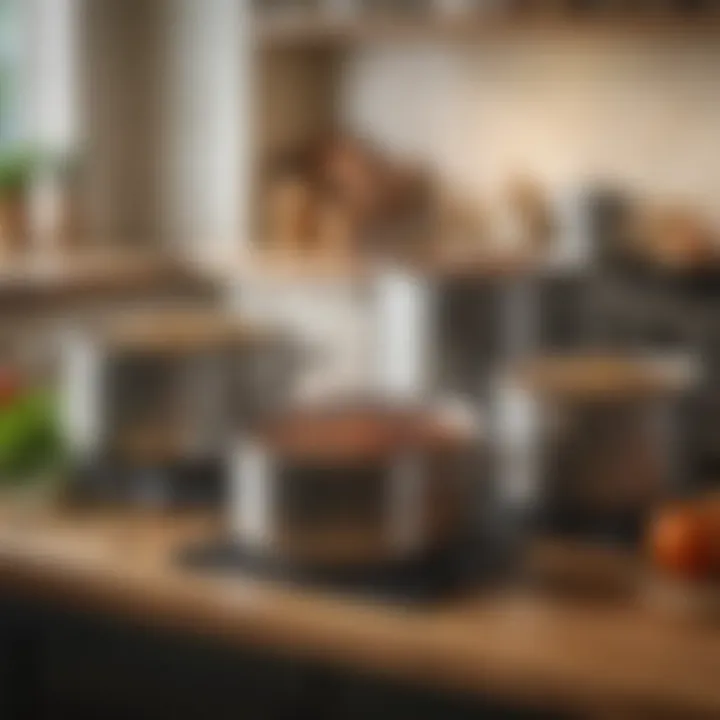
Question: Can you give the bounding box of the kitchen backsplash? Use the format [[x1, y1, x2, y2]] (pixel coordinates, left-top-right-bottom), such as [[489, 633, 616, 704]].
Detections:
[[341, 33, 720, 221]]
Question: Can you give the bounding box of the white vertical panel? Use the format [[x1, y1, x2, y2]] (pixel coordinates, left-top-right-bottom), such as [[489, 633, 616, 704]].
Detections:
[[375, 270, 434, 400], [230, 439, 274, 547], [60, 330, 104, 458], [27, 0, 79, 151], [495, 379, 541, 509], [160, 0, 247, 259], [23, 0, 79, 252]]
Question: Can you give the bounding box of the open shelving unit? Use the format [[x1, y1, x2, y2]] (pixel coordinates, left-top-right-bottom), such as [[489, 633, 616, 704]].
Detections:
[[248, 3, 720, 261], [255, 7, 720, 48], [241, 2, 720, 400]]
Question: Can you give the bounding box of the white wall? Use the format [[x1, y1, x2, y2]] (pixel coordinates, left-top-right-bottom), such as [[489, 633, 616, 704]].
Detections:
[[342, 34, 720, 221], [160, 0, 248, 262], [27, 0, 79, 152]]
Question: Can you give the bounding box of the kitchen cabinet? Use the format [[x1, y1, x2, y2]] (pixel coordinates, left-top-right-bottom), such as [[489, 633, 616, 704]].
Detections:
[[0, 598, 563, 720]]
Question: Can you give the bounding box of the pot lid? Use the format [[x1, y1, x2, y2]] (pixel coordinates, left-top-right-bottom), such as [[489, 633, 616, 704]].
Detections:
[[252, 402, 475, 464], [511, 354, 697, 403]]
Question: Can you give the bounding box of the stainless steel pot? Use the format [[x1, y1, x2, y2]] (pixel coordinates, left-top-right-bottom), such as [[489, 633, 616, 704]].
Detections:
[[495, 354, 697, 542], [61, 308, 292, 468], [228, 401, 480, 569]]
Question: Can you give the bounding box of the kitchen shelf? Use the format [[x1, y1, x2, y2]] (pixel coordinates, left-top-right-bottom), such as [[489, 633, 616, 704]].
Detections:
[[256, 9, 720, 47], [211, 247, 545, 285], [251, 6, 720, 261], [0, 251, 216, 307]]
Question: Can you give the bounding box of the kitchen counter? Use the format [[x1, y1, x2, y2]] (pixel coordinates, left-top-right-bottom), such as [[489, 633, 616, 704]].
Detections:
[[0, 505, 717, 719]]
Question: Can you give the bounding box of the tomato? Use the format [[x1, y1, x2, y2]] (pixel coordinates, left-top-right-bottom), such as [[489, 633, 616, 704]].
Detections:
[[649, 508, 714, 580], [0, 368, 23, 408]]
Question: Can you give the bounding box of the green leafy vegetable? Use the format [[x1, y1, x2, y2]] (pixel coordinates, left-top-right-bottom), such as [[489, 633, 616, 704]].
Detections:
[[0, 145, 39, 194], [0, 390, 65, 485]]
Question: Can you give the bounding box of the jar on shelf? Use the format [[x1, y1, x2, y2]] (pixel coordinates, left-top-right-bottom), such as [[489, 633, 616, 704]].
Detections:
[[253, 0, 320, 19], [321, 0, 361, 18], [361, 0, 434, 17], [434, 0, 492, 17]]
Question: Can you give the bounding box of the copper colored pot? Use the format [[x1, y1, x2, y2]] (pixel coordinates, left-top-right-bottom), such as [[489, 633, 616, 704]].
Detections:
[[229, 402, 480, 569]]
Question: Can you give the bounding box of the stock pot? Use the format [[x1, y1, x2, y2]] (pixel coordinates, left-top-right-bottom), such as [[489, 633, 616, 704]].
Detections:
[[229, 401, 480, 569]]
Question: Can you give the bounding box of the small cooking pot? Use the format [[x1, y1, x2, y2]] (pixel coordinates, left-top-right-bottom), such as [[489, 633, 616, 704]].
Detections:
[[229, 401, 480, 569], [61, 309, 297, 508]]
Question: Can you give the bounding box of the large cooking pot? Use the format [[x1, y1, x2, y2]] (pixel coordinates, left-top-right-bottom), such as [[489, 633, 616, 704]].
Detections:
[[496, 354, 697, 544], [228, 401, 481, 569]]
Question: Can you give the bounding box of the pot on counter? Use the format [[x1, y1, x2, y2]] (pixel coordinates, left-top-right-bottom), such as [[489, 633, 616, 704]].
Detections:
[[61, 308, 294, 507], [228, 401, 481, 570], [495, 354, 698, 545]]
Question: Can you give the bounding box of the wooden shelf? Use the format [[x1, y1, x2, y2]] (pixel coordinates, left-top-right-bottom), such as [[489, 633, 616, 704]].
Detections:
[[210, 247, 545, 284], [0, 251, 216, 307], [256, 10, 720, 47]]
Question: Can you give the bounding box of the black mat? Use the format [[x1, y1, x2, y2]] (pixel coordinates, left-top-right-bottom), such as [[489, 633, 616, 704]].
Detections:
[[177, 532, 509, 604]]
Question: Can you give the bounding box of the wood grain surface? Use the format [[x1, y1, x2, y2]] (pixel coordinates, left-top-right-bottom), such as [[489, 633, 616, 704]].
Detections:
[[0, 506, 717, 718], [0, 251, 214, 304]]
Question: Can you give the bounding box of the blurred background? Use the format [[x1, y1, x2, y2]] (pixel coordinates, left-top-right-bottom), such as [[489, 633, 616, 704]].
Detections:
[[2, 1, 720, 719]]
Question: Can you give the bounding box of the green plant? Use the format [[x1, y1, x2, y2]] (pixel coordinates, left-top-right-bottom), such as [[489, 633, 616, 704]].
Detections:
[[0, 389, 66, 485], [0, 146, 38, 195]]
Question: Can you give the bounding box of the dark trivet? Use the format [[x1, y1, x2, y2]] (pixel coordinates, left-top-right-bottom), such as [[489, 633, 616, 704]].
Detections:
[[71, 460, 226, 508], [177, 532, 507, 604]]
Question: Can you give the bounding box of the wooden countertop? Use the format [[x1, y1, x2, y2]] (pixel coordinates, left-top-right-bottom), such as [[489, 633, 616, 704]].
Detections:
[[0, 507, 718, 718]]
